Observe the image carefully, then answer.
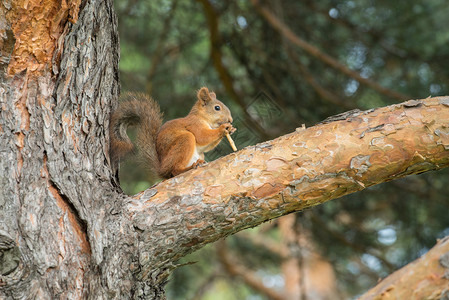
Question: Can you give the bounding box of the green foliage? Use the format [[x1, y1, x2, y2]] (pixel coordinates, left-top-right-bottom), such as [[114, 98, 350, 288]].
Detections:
[[114, 0, 449, 298]]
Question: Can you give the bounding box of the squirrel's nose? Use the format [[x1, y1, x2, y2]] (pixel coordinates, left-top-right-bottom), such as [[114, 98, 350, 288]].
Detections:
[[228, 117, 233, 123]]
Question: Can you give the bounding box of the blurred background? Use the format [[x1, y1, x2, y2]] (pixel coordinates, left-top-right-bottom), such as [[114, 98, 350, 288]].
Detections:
[[113, 0, 449, 299]]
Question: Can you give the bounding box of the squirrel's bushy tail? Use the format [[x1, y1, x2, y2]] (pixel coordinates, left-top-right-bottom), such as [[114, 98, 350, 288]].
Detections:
[[110, 92, 163, 175]]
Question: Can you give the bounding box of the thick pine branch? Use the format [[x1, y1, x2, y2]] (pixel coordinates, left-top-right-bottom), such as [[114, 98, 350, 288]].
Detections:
[[125, 97, 449, 277]]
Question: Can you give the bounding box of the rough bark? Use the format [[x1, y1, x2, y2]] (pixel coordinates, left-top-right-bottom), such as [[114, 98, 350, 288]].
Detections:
[[0, 0, 126, 298], [1, 0, 449, 299]]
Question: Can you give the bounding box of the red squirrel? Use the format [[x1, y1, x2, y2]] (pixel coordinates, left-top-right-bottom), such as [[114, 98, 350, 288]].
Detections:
[[110, 87, 236, 178]]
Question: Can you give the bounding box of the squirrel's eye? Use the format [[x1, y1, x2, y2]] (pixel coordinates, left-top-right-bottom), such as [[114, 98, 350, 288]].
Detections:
[[214, 105, 221, 111]]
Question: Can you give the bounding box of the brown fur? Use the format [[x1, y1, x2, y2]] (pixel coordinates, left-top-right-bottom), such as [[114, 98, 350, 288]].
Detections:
[[110, 87, 235, 179]]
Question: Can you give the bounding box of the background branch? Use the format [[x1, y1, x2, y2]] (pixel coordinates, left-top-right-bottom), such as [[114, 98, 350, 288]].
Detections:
[[360, 236, 449, 299], [250, 0, 410, 102], [216, 240, 285, 300], [197, 0, 269, 139]]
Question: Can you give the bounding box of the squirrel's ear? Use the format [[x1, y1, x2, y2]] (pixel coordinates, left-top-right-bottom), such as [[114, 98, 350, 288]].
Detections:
[[198, 87, 211, 104], [209, 92, 216, 99]]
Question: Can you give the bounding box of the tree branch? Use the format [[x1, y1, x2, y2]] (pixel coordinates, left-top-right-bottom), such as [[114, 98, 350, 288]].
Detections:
[[125, 96, 449, 280], [360, 236, 449, 299]]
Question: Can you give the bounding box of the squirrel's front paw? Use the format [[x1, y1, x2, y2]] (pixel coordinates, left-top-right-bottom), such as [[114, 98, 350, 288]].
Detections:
[[220, 123, 236, 135], [227, 124, 236, 134]]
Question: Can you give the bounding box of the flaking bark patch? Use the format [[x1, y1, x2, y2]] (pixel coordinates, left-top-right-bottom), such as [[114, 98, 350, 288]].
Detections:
[[7, 0, 81, 75], [252, 183, 284, 199], [350, 155, 371, 177]]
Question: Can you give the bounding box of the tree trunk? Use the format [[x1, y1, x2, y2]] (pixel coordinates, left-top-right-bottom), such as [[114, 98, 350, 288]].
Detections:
[[0, 0, 126, 298], [1, 1, 449, 299]]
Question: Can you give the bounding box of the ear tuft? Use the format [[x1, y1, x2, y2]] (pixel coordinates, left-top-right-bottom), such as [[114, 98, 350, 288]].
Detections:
[[198, 87, 211, 104]]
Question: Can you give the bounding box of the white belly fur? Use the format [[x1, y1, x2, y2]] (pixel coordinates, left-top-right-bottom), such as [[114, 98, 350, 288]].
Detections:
[[186, 145, 207, 168], [187, 146, 202, 167]]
